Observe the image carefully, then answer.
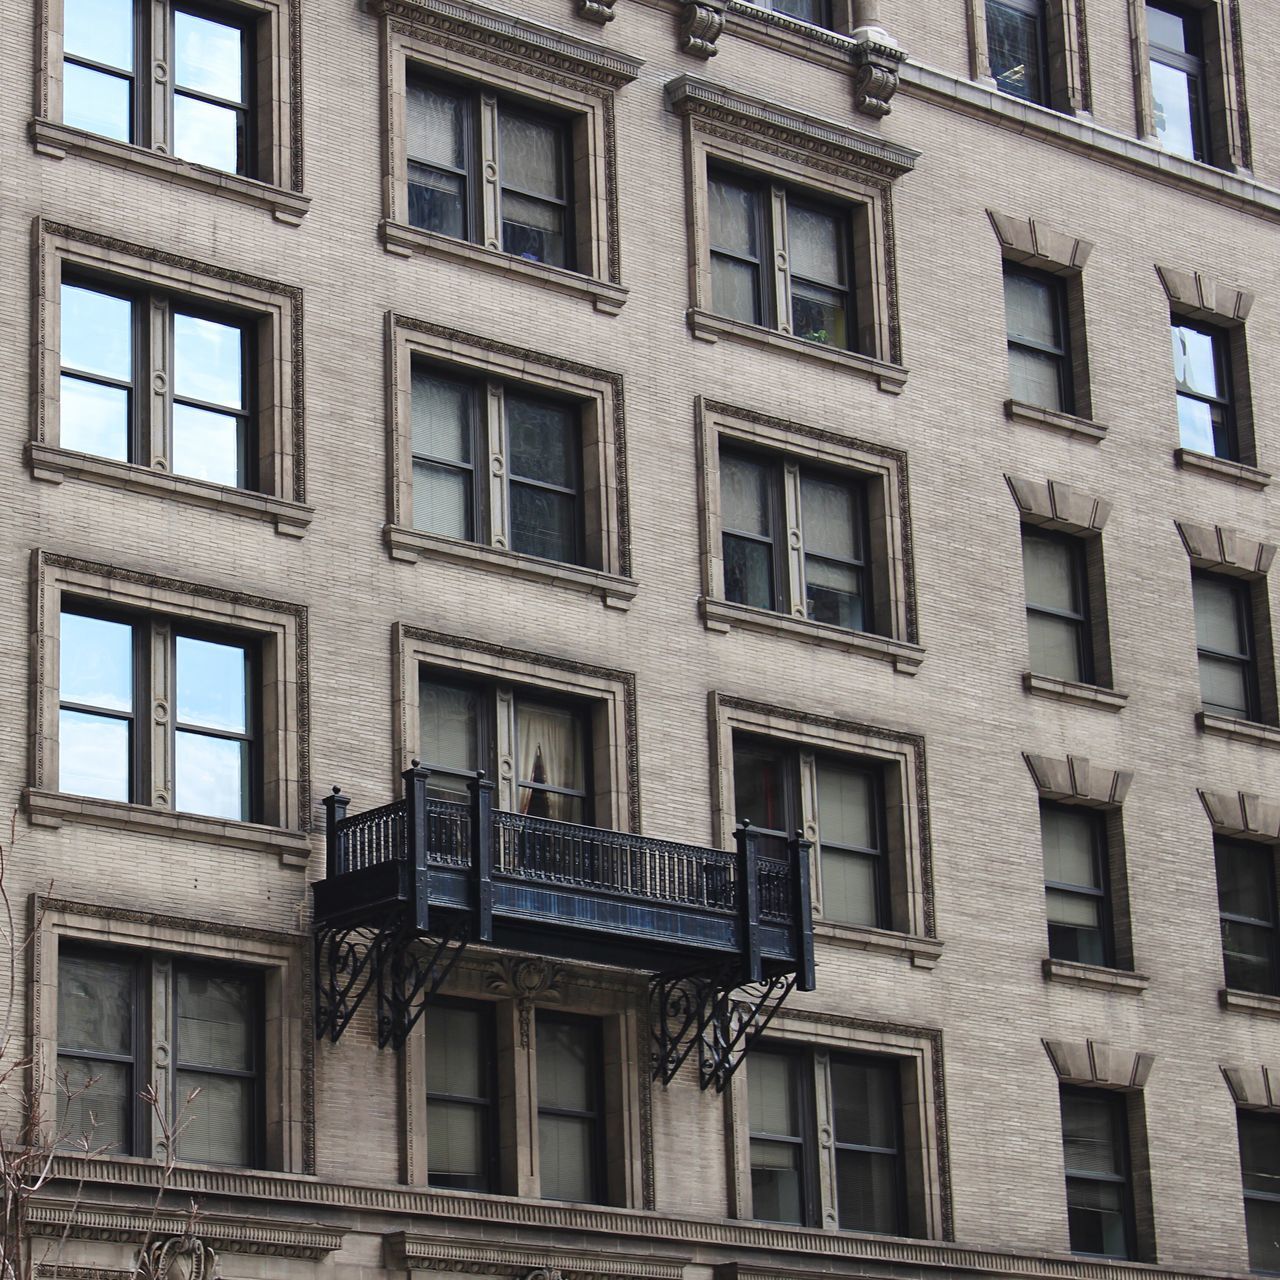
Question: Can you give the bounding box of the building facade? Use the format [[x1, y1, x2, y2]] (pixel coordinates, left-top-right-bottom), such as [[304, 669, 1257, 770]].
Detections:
[[2, 0, 1279, 1278]]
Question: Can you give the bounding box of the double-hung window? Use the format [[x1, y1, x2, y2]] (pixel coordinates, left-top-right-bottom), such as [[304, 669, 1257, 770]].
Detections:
[[424, 1000, 497, 1191], [62, 0, 254, 175], [1060, 1087, 1136, 1258], [1004, 265, 1072, 414], [1022, 529, 1091, 683], [1171, 319, 1234, 459], [58, 946, 262, 1167], [59, 605, 257, 822], [1146, 3, 1208, 162], [536, 1013, 604, 1203], [412, 364, 583, 567], [986, 0, 1050, 105], [1192, 572, 1258, 721], [1215, 837, 1279, 996], [709, 169, 855, 351], [1041, 803, 1113, 967], [721, 449, 871, 633], [1239, 1111, 1280, 1273], [407, 75, 573, 271]]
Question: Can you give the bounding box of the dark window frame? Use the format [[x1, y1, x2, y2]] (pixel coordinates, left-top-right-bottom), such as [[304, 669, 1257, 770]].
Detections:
[[1060, 1085, 1137, 1260], [535, 1010, 606, 1204], [831, 1052, 908, 1236], [1238, 1110, 1280, 1274], [986, 0, 1052, 107], [1192, 570, 1260, 722], [747, 1044, 819, 1227], [1215, 836, 1280, 997], [742, 0, 834, 28], [1146, 1, 1210, 162], [1041, 802, 1115, 968], [816, 757, 891, 931], [1004, 263, 1074, 415], [1022, 526, 1093, 684], [424, 997, 499, 1192], [1171, 317, 1236, 460]]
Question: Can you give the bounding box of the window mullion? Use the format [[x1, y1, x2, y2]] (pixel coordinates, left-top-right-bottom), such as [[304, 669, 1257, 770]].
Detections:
[[811, 1050, 835, 1229], [147, 955, 170, 1158], [770, 186, 790, 335], [487, 381, 508, 550], [148, 296, 169, 469], [147, 0, 168, 153], [494, 685, 516, 812], [148, 620, 171, 808], [479, 94, 502, 251], [782, 461, 805, 618], [797, 751, 820, 913]]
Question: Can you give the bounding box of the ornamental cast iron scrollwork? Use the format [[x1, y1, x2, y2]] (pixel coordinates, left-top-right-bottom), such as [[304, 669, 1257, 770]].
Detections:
[[376, 915, 472, 1049]]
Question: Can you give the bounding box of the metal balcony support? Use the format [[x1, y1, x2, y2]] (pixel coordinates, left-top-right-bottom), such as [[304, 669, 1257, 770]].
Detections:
[[374, 913, 472, 1049]]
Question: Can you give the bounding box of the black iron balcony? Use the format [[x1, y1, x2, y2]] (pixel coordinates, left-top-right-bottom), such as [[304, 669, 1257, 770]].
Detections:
[[313, 764, 815, 1088]]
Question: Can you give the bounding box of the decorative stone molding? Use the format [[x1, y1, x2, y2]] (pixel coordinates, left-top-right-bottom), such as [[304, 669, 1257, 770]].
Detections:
[[849, 34, 906, 118], [138, 1231, 219, 1280], [485, 957, 567, 1046], [1156, 263, 1254, 325], [1043, 1039, 1154, 1090], [987, 209, 1094, 274], [577, 0, 616, 22], [680, 0, 726, 56], [1222, 1063, 1280, 1109], [1023, 753, 1132, 809], [1175, 519, 1275, 578], [1005, 474, 1111, 534], [1199, 788, 1280, 841], [386, 1232, 688, 1279]]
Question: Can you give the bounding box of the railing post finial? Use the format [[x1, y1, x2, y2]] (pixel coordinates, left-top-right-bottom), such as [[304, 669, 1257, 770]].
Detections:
[[322, 785, 350, 878]]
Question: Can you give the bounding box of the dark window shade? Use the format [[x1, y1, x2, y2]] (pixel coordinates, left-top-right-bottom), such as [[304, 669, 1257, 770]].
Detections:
[[1240, 1111, 1280, 1272], [748, 1049, 809, 1225], [1022, 529, 1091, 684], [1004, 266, 1071, 413], [1041, 804, 1112, 967], [1060, 1088, 1135, 1259]]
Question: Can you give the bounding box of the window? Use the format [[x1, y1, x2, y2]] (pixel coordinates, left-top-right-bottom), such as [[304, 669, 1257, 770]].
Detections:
[[424, 1000, 497, 1191], [536, 1014, 603, 1203], [1022, 529, 1091, 683], [411, 365, 583, 567], [709, 169, 855, 352], [1193, 572, 1259, 721], [741, 0, 832, 26], [987, 0, 1049, 104], [1041, 804, 1112, 967], [1147, 3, 1208, 161], [58, 946, 262, 1166], [747, 1047, 906, 1234], [721, 448, 871, 632], [1171, 319, 1234, 459], [1004, 266, 1072, 414], [1060, 1087, 1136, 1258], [1216, 837, 1279, 996], [1239, 1111, 1280, 1273]]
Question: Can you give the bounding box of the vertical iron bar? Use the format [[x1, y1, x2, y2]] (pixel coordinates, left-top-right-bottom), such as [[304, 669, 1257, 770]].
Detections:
[[469, 770, 495, 942], [323, 785, 350, 877], [789, 830, 816, 991], [736, 822, 762, 985]]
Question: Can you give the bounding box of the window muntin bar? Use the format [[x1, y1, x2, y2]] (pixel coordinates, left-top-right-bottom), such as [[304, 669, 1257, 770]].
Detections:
[[831, 1055, 906, 1234], [816, 760, 886, 928], [536, 1014, 603, 1203], [1239, 1111, 1280, 1273], [58, 610, 136, 803], [1147, 2, 1208, 161], [1192, 572, 1257, 720], [172, 7, 251, 174], [174, 633, 254, 821]]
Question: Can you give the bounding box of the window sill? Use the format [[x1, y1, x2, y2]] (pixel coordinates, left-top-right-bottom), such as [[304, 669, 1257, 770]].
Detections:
[[23, 789, 312, 867], [28, 444, 313, 537], [1042, 958, 1150, 993], [1004, 400, 1107, 442], [29, 120, 310, 225], [814, 921, 942, 968], [1174, 448, 1271, 490], [686, 309, 908, 395], [700, 596, 923, 672], [1022, 673, 1128, 712], [1197, 711, 1280, 749], [384, 525, 637, 610], [379, 221, 628, 314], [1219, 987, 1280, 1019]]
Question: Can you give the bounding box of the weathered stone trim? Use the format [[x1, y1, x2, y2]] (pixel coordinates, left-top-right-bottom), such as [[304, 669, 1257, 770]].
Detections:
[[1023, 753, 1132, 808], [1041, 958, 1150, 993], [1199, 788, 1280, 840], [1005, 400, 1107, 442], [1006, 474, 1111, 533], [1043, 1038, 1155, 1090], [386, 1231, 687, 1278], [1222, 1063, 1280, 1109], [1175, 519, 1275, 577], [987, 209, 1094, 273], [1174, 448, 1271, 490], [1156, 263, 1254, 324]]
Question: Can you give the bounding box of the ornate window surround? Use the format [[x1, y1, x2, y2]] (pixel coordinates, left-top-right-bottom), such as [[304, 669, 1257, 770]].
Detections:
[[31, 219, 311, 537], [370, 0, 641, 313], [384, 315, 635, 609], [27, 550, 311, 863]]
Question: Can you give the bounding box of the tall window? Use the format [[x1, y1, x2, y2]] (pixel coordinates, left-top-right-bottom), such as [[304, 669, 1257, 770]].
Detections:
[[748, 1049, 810, 1224], [58, 947, 262, 1166], [407, 76, 573, 270], [425, 1001, 496, 1191], [721, 449, 871, 633], [709, 169, 854, 351], [1004, 266, 1072, 413], [1041, 804, 1112, 967], [987, 0, 1050, 104], [1192, 572, 1258, 721], [1060, 1087, 1135, 1259], [60, 277, 253, 488], [58, 607, 257, 821], [1022, 529, 1092, 683], [1147, 3, 1208, 161], [1239, 1111, 1280, 1273], [1215, 837, 1279, 996], [1171, 320, 1234, 458], [411, 365, 583, 567], [62, 0, 253, 175], [536, 1014, 602, 1203]]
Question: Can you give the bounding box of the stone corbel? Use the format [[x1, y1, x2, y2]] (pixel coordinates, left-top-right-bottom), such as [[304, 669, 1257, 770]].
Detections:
[[1222, 1063, 1280, 1110], [1005, 474, 1111, 534], [1023, 753, 1132, 809], [577, 0, 616, 23], [1199, 788, 1280, 841], [846, 0, 906, 117], [680, 0, 726, 57], [1175, 519, 1276, 578], [1044, 1038, 1155, 1090]]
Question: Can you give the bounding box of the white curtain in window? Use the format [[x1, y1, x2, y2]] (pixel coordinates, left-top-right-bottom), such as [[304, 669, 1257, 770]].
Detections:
[[516, 702, 581, 821]]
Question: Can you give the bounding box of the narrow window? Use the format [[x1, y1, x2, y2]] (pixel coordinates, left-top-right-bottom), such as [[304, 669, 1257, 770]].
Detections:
[[498, 107, 571, 268], [1060, 1087, 1135, 1258], [1004, 266, 1072, 413], [816, 760, 887, 929], [732, 739, 797, 859], [536, 1014, 602, 1203], [1215, 837, 1279, 995], [1041, 804, 1112, 967], [419, 677, 486, 803], [63, 0, 136, 143], [515, 698, 590, 824], [748, 1049, 810, 1224], [1192, 572, 1257, 721], [58, 610, 136, 803], [1171, 320, 1234, 458], [709, 173, 767, 327], [60, 281, 134, 462], [406, 80, 472, 240], [788, 200, 851, 348], [171, 310, 249, 487], [1239, 1111, 1280, 1273], [506, 392, 582, 564], [720, 451, 780, 613], [1022, 530, 1091, 684], [800, 469, 868, 631], [172, 7, 251, 173], [986, 0, 1050, 105], [831, 1055, 905, 1234], [411, 368, 479, 542], [1147, 3, 1208, 161], [426, 1002, 496, 1191]]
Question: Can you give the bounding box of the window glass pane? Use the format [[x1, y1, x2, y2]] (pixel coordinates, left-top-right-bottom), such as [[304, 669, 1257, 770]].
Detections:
[[537, 1018, 593, 1110], [409, 166, 466, 239], [791, 286, 848, 348], [413, 462, 471, 540], [1241, 1113, 1280, 1192], [175, 1070, 253, 1165], [58, 709, 130, 801], [831, 1057, 896, 1148], [1023, 535, 1078, 613], [748, 1052, 798, 1136], [174, 314, 243, 410], [817, 763, 873, 850], [59, 953, 134, 1055], [407, 81, 466, 168], [751, 1138, 803, 1223], [721, 455, 771, 536], [510, 485, 577, 563], [1222, 919, 1277, 994], [1146, 4, 1187, 50], [61, 613, 133, 712], [63, 63, 133, 142], [412, 371, 472, 463], [60, 376, 130, 460], [173, 96, 241, 172], [712, 257, 762, 326], [821, 849, 877, 926], [1067, 1177, 1128, 1257], [420, 681, 481, 776], [1199, 654, 1250, 718], [517, 702, 586, 816], [507, 396, 576, 488], [499, 112, 564, 199], [724, 536, 774, 611], [1041, 808, 1100, 889], [176, 637, 247, 733], [177, 969, 254, 1071], [1046, 888, 1102, 930], [427, 1006, 486, 1097], [788, 204, 843, 286], [62, 284, 132, 382], [987, 0, 1044, 102], [174, 732, 249, 820], [836, 1149, 899, 1233], [1216, 840, 1276, 922], [800, 474, 859, 562], [172, 403, 242, 487], [1027, 612, 1083, 682], [1176, 393, 1219, 455], [1062, 1092, 1120, 1176], [805, 558, 862, 630], [1005, 271, 1059, 348], [65, 0, 134, 69], [58, 1056, 129, 1151], [174, 12, 243, 101], [1193, 575, 1245, 654], [502, 193, 567, 267], [1245, 1197, 1280, 1273], [429, 1100, 487, 1184], [538, 1113, 593, 1201], [709, 176, 760, 256], [733, 745, 788, 835], [1150, 60, 1197, 159], [1009, 346, 1063, 411], [1171, 325, 1220, 397]]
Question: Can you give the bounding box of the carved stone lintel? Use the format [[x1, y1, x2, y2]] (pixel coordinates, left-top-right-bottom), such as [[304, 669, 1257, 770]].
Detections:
[[485, 957, 565, 1047], [138, 1232, 220, 1280], [577, 0, 615, 22], [849, 31, 906, 118], [680, 0, 726, 58]]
